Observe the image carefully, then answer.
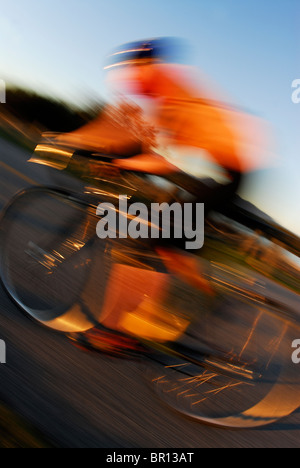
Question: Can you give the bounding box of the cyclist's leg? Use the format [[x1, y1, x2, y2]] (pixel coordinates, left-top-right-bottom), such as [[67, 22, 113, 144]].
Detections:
[[155, 246, 215, 295], [156, 170, 243, 294]]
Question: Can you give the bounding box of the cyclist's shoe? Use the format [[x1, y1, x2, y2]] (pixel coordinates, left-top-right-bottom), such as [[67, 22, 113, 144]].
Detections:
[[68, 325, 145, 357]]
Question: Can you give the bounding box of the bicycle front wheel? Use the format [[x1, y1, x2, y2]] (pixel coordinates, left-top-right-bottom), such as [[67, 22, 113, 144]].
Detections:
[[0, 187, 105, 332]]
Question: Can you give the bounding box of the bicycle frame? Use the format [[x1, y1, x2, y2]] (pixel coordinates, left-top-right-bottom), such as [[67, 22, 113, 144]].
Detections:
[[30, 132, 300, 257], [1, 132, 299, 429]]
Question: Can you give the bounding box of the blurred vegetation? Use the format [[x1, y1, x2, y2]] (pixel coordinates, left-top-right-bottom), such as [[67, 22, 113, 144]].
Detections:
[[0, 85, 104, 151], [202, 234, 300, 295], [4, 87, 102, 132]]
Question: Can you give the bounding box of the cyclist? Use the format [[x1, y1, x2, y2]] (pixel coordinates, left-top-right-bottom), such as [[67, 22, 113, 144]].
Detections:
[[105, 38, 244, 294], [69, 38, 270, 349]]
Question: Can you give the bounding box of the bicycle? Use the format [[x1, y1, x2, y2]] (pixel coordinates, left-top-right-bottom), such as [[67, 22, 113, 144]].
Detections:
[[0, 131, 300, 428]]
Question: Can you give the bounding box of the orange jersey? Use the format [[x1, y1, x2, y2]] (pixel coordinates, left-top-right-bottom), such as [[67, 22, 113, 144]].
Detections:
[[108, 63, 274, 173]]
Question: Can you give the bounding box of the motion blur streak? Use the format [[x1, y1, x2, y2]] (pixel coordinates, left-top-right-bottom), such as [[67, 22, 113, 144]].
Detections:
[[0, 36, 299, 446]]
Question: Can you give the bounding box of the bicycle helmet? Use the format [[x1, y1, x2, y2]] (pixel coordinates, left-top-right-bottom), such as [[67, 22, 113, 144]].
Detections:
[[104, 37, 185, 70]]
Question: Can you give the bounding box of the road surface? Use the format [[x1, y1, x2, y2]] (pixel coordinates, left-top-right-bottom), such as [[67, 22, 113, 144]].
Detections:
[[0, 136, 300, 448]]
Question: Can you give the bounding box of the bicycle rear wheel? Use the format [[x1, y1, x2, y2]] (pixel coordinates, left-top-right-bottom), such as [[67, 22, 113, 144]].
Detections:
[[0, 187, 105, 332], [149, 259, 300, 428]]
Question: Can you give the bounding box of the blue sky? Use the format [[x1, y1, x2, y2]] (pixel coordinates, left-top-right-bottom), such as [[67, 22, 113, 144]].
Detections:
[[0, 0, 299, 235]]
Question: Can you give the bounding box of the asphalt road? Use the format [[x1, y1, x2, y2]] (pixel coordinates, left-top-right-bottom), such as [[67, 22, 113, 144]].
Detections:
[[0, 136, 300, 448]]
